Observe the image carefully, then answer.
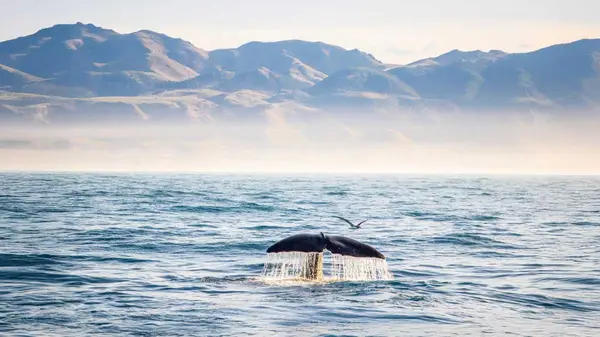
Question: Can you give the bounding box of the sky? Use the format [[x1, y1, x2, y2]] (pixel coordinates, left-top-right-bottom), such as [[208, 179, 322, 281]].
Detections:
[[1, 0, 599, 64]]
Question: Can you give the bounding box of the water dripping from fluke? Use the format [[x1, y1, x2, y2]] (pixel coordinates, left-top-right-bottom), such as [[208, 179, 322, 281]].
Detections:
[[330, 254, 394, 281], [260, 232, 394, 283], [261, 252, 324, 281]]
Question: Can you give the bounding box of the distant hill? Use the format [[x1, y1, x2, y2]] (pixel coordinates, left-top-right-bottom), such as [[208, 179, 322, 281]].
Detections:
[[473, 39, 600, 108], [387, 42, 600, 109], [405, 49, 507, 68], [387, 50, 506, 103], [1, 22, 599, 124], [309, 67, 417, 97], [167, 39, 383, 92], [0, 22, 208, 96], [205, 40, 381, 75]]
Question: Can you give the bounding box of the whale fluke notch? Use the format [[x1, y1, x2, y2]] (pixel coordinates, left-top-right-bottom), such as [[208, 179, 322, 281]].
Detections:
[[266, 232, 385, 260]]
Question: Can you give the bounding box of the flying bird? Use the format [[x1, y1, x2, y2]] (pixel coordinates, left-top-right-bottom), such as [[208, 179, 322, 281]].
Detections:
[[334, 216, 368, 229]]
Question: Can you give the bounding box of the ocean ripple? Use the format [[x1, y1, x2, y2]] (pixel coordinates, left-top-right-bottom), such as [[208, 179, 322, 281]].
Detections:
[[1, 173, 599, 336]]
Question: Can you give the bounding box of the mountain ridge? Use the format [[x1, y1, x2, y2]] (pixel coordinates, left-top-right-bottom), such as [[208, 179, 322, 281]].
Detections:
[[1, 22, 599, 124]]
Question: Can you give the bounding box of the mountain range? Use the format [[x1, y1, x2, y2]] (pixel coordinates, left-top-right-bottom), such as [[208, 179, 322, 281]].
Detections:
[[1, 22, 599, 124]]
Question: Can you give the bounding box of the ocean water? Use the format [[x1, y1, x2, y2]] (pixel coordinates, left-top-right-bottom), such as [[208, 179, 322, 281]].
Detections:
[[1, 173, 599, 336]]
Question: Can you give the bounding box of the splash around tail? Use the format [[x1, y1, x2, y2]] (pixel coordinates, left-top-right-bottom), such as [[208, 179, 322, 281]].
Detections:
[[261, 233, 393, 282]]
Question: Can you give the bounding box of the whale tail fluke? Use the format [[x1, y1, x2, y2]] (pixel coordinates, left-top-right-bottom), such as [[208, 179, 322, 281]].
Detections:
[[266, 232, 385, 259]]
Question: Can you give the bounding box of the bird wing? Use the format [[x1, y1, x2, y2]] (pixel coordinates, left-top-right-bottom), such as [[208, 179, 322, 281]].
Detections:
[[356, 219, 369, 228], [333, 216, 356, 227]]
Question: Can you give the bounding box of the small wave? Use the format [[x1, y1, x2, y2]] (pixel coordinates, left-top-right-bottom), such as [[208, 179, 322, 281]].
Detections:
[[171, 205, 236, 213], [455, 289, 598, 313], [246, 225, 284, 230], [403, 210, 430, 217], [243, 192, 279, 200], [148, 189, 208, 198], [518, 262, 569, 268], [295, 200, 331, 205], [0, 253, 64, 267], [210, 241, 269, 253], [240, 202, 276, 212], [491, 292, 597, 313], [0, 270, 124, 285], [88, 256, 156, 264], [66, 190, 113, 197], [472, 251, 521, 258], [0, 253, 155, 267], [469, 215, 500, 221], [456, 281, 488, 287], [35, 207, 74, 214], [76, 227, 158, 240], [319, 310, 461, 324], [430, 233, 515, 248], [325, 191, 348, 196], [178, 275, 254, 285], [188, 223, 219, 228], [396, 269, 445, 278], [0, 205, 33, 214], [535, 277, 600, 286], [390, 238, 410, 244], [572, 221, 599, 227], [171, 202, 275, 214], [112, 241, 197, 253], [402, 211, 465, 222], [383, 293, 431, 304]]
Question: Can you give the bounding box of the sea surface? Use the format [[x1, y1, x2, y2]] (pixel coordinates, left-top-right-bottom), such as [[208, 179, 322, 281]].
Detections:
[[1, 173, 600, 336]]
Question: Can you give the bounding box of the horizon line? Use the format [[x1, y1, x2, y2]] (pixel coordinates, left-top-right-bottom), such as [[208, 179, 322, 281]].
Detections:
[[2, 169, 599, 177]]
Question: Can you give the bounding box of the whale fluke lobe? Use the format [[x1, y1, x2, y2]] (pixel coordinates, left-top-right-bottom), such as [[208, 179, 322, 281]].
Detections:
[[266, 232, 385, 259], [266, 233, 327, 254], [325, 235, 385, 259]]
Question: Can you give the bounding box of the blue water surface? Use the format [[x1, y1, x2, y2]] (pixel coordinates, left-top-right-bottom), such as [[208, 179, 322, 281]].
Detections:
[[1, 173, 599, 336]]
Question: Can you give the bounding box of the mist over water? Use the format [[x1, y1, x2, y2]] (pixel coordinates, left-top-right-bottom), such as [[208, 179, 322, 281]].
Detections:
[[1, 173, 599, 336], [1, 108, 600, 174]]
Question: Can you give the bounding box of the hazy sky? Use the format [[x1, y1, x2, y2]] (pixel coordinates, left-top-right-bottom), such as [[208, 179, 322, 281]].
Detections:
[[1, 0, 600, 64]]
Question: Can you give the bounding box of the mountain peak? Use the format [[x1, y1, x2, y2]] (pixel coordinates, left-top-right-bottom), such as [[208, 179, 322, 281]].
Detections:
[[10, 23, 119, 49], [202, 39, 382, 78], [1, 22, 598, 112], [0, 22, 210, 93], [38, 22, 117, 37], [404, 48, 508, 68]]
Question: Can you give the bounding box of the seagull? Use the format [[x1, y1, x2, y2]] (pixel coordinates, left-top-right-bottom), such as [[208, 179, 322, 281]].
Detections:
[[334, 216, 368, 229]]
